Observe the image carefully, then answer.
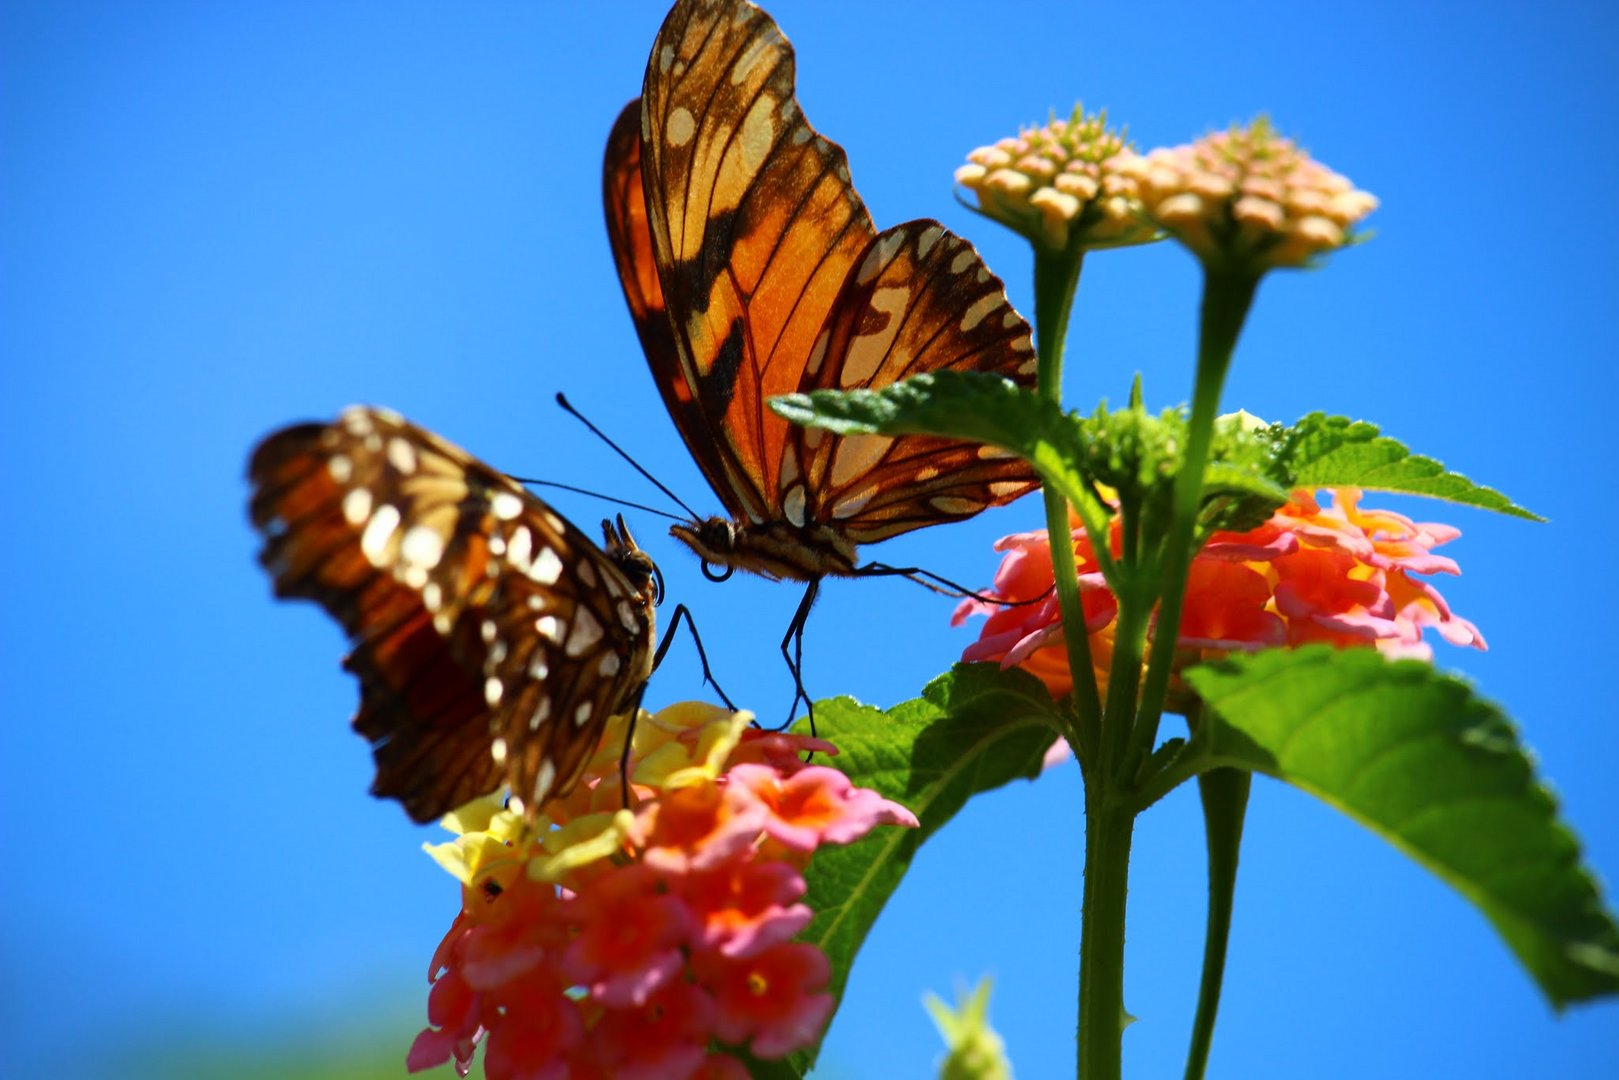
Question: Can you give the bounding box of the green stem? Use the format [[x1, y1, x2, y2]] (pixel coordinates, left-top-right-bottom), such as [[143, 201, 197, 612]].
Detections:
[[1185, 767, 1251, 1080], [1079, 797, 1136, 1080], [1031, 247, 1102, 757], [1128, 270, 1258, 772]]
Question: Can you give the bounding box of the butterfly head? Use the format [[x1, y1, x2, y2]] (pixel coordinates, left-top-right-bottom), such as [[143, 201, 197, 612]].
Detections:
[[602, 514, 662, 605]]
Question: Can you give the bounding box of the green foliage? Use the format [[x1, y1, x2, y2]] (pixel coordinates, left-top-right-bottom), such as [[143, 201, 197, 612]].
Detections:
[[1283, 412, 1542, 519], [765, 664, 1064, 1076], [770, 372, 1293, 548], [773, 381, 1544, 529], [1184, 647, 1619, 1008], [925, 978, 1013, 1080]]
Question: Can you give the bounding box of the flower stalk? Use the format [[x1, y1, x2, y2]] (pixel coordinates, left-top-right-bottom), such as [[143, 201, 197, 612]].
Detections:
[[1032, 246, 1102, 757], [1128, 269, 1257, 774]]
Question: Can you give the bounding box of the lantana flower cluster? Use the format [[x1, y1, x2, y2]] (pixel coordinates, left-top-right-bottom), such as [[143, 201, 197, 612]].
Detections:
[[1114, 117, 1379, 272], [954, 487, 1484, 703], [407, 702, 918, 1080], [955, 104, 1154, 252]]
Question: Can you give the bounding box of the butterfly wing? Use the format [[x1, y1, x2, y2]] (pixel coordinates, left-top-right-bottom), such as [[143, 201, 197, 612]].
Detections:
[[248, 407, 656, 823], [632, 0, 876, 525], [792, 221, 1041, 542]]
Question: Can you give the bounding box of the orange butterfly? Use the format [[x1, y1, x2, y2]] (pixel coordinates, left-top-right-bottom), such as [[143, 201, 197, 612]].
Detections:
[[604, 0, 1039, 706], [249, 407, 661, 823]]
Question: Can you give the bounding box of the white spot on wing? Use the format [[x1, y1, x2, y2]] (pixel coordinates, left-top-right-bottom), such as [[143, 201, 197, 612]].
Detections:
[[916, 225, 944, 259], [832, 490, 873, 519], [841, 286, 910, 387], [565, 608, 604, 658], [386, 437, 418, 475], [342, 487, 372, 526], [507, 526, 533, 571], [327, 455, 352, 484], [574, 701, 593, 727], [528, 695, 551, 730], [484, 676, 503, 706], [490, 491, 523, 520], [536, 615, 562, 643], [491, 736, 508, 764], [950, 248, 975, 275], [400, 525, 444, 570], [783, 484, 807, 528], [359, 504, 400, 564], [530, 546, 563, 585], [856, 229, 908, 286], [929, 495, 983, 515], [598, 652, 621, 677], [959, 292, 1003, 333], [668, 106, 695, 147], [829, 434, 893, 489]]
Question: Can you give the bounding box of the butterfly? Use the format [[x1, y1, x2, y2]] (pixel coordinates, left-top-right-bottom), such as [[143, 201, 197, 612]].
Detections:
[[603, 0, 1041, 707], [248, 406, 661, 823]]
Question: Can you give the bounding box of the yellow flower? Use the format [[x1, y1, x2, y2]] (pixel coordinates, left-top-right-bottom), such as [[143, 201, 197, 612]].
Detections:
[[1117, 117, 1377, 272], [956, 104, 1155, 252]]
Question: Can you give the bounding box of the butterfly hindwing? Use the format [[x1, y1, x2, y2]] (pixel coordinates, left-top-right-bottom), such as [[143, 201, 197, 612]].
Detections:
[[249, 407, 657, 823], [795, 221, 1040, 540]]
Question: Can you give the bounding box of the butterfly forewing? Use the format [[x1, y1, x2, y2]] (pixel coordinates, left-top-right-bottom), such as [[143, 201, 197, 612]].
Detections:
[[249, 407, 657, 823], [608, 0, 1039, 582], [638, 0, 877, 527]]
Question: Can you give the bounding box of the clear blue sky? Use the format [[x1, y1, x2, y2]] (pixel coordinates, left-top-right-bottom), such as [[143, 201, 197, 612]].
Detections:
[[4, 1, 1617, 1076]]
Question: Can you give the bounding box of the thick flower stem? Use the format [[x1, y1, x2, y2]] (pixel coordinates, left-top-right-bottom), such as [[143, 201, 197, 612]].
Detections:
[[1130, 270, 1258, 768], [1185, 767, 1251, 1080], [1032, 246, 1102, 755], [1079, 796, 1136, 1080]]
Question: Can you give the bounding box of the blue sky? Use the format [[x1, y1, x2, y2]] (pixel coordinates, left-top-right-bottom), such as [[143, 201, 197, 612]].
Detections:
[[4, 1, 1617, 1076]]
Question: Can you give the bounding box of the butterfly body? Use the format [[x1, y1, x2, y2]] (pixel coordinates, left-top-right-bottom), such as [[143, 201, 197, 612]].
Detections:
[[250, 406, 658, 823]]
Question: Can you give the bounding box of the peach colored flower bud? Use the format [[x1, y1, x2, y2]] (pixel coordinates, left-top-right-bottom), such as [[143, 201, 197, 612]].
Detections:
[[957, 104, 1157, 252], [1128, 117, 1377, 273]]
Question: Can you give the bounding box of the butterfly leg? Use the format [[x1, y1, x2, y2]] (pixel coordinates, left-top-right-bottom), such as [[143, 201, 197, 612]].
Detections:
[[653, 603, 737, 711], [856, 561, 1054, 608], [779, 578, 821, 734], [615, 679, 651, 810]]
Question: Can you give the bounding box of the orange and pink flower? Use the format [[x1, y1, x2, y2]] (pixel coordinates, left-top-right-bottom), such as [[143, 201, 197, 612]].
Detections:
[[954, 488, 1483, 702], [407, 703, 917, 1080]]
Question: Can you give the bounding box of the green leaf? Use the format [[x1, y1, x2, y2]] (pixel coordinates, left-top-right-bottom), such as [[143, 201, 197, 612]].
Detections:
[[770, 663, 1063, 1075], [1184, 647, 1619, 1008], [1285, 412, 1542, 519]]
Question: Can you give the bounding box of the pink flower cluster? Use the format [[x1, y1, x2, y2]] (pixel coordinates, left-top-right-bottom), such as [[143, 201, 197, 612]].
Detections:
[[955, 488, 1484, 701], [407, 704, 918, 1080]]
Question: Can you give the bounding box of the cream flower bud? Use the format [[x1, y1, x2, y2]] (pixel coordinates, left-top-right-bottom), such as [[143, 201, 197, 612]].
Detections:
[[1132, 118, 1377, 273], [956, 103, 1156, 252]]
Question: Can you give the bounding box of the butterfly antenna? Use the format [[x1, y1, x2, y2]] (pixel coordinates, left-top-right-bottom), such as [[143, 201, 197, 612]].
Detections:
[[507, 476, 685, 523], [555, 392, 703, 521]]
